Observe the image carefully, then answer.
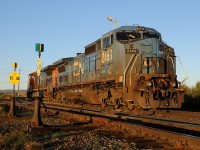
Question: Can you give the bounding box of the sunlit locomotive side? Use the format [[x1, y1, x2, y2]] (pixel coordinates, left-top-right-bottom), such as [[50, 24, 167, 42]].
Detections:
[[27, 25, 184, 109]]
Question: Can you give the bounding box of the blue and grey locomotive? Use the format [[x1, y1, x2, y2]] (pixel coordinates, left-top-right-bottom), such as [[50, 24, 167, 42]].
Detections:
[[27, 25, 184, 109]]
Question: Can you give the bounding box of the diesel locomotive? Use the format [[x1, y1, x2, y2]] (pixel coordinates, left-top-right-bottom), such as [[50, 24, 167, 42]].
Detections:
[[27, 25, 184, 109]]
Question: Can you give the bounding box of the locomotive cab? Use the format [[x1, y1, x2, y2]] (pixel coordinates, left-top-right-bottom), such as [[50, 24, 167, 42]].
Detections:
[[112, 26, 184, 109]]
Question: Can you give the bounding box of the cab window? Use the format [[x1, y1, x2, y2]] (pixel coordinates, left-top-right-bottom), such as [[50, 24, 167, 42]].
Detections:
[[116, 31, 141, 42], [143, 32, 160, 40], [102, 35, 113, 48]]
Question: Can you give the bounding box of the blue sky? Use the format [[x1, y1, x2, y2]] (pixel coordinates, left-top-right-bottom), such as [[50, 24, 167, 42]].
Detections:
[[0, 0, 200, 90]]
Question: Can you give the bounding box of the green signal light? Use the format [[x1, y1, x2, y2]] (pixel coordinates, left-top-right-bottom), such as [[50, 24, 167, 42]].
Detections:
[[35, 43, 44, 52]]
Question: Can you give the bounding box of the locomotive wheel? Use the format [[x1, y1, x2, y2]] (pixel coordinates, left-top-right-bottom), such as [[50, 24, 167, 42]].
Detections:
[[127, 101, 134, 110], [114, 99, 120, 109], [101, 98, 107, 107]]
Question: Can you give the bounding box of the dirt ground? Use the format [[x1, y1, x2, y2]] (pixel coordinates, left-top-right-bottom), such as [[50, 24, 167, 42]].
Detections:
[[0, 103, 167, 149]]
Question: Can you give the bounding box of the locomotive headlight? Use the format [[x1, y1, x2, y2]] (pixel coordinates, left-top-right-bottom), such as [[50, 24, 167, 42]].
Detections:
[[145, 81, 152, 87], [170, 82, 176, 87]]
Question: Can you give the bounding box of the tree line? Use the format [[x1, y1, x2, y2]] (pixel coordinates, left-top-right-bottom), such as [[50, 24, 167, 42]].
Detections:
[[182, 81, 200, 111]]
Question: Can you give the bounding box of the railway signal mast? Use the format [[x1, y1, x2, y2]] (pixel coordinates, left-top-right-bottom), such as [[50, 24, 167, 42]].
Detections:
[[31, 43, 44, 127], [36, 43, 44, 75], [8, 62, 20, 117]]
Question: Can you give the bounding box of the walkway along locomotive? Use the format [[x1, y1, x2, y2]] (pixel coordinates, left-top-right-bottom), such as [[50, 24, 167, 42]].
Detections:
[[27, 25, 184, 109]]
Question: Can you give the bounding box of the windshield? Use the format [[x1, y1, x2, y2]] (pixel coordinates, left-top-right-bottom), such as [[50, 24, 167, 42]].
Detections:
[[143, 32, 160, 40], [116, 31, 141, 42]]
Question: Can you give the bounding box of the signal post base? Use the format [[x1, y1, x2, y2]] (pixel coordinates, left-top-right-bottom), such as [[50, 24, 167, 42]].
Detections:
[[31, 97, 43, 127], [7, 95, 16, 117]]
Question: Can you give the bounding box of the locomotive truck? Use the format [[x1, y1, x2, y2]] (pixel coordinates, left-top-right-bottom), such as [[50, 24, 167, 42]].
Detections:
[[27, 25, 184, 109]]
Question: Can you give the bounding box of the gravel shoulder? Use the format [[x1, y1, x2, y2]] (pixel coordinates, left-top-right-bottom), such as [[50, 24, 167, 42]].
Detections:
[[0, 104, 168, 149]]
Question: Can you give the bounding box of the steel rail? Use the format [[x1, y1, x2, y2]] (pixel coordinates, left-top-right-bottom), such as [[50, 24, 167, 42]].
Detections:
[[1, 98, 200, 148], [43, 103, 200, 149]]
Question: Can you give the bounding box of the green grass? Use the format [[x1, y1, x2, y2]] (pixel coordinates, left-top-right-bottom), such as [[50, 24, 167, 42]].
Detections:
[[0, 105, 9, 116], [0, 93, 27, 99], [182, 94, 200, 111], [3, 130, 28, 149], [0, 94, 11, 99]]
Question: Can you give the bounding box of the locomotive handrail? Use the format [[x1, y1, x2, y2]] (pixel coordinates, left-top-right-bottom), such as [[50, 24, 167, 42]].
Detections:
[[123, 54, 137, 93], [169, 56, 175, 70], [177, 56, 188, 85], [129, 55, 139, 86]]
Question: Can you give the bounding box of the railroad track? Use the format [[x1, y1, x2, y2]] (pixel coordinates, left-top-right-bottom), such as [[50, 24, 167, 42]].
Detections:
[[43, 103, 200, 149], [2, 97, 200, 120], [1, 98, 200, 149]]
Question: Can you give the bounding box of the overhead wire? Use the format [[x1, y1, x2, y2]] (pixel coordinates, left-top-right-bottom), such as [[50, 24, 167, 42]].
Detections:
[[159, 17, 200, 32], [158, 17, 200, 86]]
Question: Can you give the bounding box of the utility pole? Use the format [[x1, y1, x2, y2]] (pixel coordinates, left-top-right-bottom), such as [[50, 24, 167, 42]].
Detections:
[[18, 69, 22, 97]]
